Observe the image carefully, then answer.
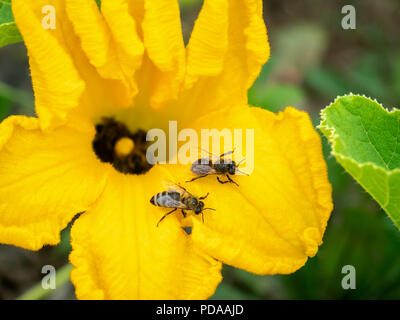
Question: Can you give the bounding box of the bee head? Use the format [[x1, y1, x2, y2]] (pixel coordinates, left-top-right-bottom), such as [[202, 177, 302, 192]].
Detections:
[[195, 201, 204, 214], [228, 162, 236, 175]]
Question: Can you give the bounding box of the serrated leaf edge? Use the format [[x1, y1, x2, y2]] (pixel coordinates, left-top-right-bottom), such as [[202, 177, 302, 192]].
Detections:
[[318, 93, 400, 229]]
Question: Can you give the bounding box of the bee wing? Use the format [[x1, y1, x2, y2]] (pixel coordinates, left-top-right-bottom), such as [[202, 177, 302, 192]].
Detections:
[[162, 179, 180, 191], [164, 197, 187, 209], [190, 158, 217, 175], [153, 192, 187, 209], [162, 180, 193, 197]]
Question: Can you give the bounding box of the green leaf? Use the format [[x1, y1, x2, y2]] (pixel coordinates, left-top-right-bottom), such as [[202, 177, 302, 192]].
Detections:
[[0, 0, 22, 47], [319, 94, 400, 230], [0, 21, 22, 47], [0, 98, 10, 121], [0, 0, 13, 21]]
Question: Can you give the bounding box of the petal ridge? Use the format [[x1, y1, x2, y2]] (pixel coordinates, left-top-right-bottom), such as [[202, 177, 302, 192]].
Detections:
[[12, 0, 85, 130], [0, 116, 109, 250], [70, 170, 222, 299]]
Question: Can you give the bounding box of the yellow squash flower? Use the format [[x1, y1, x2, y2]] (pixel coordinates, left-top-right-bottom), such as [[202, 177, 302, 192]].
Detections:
[[0, 0, 333, 299]]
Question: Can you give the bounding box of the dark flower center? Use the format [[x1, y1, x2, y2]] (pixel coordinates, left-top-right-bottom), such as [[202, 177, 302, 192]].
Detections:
[[92, 118, 153, 175]]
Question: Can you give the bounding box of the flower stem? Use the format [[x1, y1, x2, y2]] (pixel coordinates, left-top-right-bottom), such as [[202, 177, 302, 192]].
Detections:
[[17, 263, 73, 300]]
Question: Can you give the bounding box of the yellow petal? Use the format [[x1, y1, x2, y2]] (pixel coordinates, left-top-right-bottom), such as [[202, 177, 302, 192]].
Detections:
[[70, 168, 222, 300], [12, 0, 134, 128], [167, 106, 332, 275], [102, 0, 144, 86], [182, 0, 269, 116], [0, 116, 109, 250], [65, 0, 140, 107], [12, 0, 85, 130], [141, 0, 185, 108], [184, 0, 229, 85]]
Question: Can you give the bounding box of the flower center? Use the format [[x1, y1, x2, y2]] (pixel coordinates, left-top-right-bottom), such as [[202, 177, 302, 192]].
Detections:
[[114, 137, 135, 157], [92, 118, 153, 175]]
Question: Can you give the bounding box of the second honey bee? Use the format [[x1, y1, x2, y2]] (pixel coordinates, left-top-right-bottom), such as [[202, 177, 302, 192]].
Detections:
[[150, 184, 215, 227], [187, 149, 248, 186]]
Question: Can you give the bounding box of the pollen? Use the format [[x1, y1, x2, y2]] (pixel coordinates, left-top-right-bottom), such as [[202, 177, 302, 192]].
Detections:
[[115, 137, 135, 157]]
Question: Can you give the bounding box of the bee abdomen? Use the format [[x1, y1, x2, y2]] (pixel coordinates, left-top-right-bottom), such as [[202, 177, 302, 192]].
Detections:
[[150, 195, 157, 205], [150, 191, 181, 208], [191, 158, 215, 175]]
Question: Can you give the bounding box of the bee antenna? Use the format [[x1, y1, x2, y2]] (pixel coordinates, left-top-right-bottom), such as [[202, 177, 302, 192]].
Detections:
[[220, 148, 236, 158], [203, 208, 216, 211], [198, 147, 220, 159], [236, 168, 249, 176], [237, 158, 246, 166]]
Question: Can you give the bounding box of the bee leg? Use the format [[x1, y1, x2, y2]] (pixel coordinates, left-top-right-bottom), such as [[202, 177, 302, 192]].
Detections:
[[181, 209, 187, 218], [202, 212, 204, 224], [217, 176, 230, 184], [157, 208, 177, 227], [186, 174, 208, 183], [199, 192, 209, 200], [226, 174, 239, 187]]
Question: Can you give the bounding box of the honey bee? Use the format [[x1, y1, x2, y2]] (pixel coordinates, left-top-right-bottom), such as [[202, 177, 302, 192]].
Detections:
[[186, 149, 248, 186], [150, 184, 215, 227]]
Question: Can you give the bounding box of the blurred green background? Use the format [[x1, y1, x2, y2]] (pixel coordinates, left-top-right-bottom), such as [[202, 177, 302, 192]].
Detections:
[[0, 0, 399, 299]]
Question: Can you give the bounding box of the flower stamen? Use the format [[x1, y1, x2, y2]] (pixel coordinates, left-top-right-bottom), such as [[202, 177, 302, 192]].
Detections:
[[115, 137, 135, 157]]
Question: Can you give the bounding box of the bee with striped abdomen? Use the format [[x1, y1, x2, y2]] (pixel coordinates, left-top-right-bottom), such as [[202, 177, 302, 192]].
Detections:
[[186, 149, 248, 186], [150, 184, 215, 227]]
